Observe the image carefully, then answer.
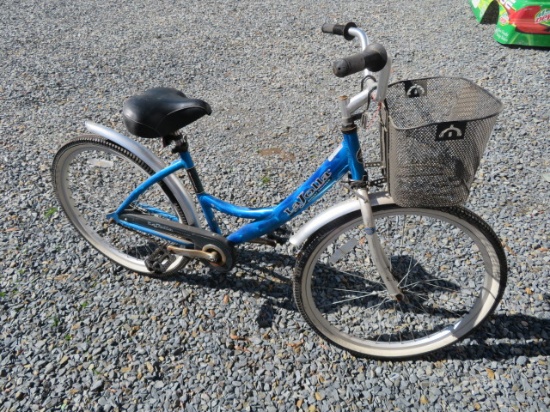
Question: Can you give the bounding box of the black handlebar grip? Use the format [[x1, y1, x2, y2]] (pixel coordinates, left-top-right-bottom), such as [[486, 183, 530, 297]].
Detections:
[[321, 22, 357, 41], [332, 43, 388, 77]]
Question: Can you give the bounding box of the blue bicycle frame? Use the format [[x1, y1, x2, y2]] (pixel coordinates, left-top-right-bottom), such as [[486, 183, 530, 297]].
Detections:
[[108, 127, 366, 246]]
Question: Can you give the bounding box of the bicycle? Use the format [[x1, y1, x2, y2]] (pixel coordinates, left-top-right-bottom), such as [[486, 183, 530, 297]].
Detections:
[[52, 22, 507, 360]]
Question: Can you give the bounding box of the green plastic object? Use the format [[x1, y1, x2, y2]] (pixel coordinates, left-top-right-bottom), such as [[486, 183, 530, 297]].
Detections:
[[470, 0, 550, 47], [471, 0, 499, 22]]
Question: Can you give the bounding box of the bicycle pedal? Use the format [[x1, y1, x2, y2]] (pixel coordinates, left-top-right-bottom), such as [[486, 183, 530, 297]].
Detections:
[[145, 246, 176, 274]]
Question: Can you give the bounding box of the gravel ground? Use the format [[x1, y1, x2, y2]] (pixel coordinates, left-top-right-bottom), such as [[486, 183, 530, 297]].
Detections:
[[1, 0, 549, 410]]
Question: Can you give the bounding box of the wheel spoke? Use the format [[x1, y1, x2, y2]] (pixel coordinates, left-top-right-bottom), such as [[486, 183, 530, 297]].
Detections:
[[323, 291, 382, 307]]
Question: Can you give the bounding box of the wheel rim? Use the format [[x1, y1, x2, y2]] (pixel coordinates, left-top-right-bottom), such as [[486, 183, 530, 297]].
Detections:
[[55, 141, 186, 274], [301, 207, 503, 358]]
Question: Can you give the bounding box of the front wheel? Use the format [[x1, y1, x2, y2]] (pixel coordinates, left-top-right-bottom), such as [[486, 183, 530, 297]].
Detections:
[[293, 205, 507, 360]]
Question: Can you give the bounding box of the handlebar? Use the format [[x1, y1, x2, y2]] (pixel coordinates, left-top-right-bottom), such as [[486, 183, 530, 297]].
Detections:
[[322, 21, 392, 119], [321, 22, 357, 41], [321, 22, 391, 108], [332, 43, 387, 77], [322, 21, 387, 77]]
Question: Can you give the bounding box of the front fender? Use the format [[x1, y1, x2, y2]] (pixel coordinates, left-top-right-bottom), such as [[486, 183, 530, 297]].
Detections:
[[288, 191, 395, 248], [85, 121, 199, 226]]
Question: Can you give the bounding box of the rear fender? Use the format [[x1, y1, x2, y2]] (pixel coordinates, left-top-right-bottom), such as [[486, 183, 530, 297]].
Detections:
[[85, 121, 199, 226]]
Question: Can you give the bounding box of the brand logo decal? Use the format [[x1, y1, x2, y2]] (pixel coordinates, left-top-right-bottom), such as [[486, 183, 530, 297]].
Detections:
[[148, 221, 175, 233], [403, 80, 428, 98], [535, 9, 550, 26], [284, 171, 332, 216], [435, 121, 467, 141]]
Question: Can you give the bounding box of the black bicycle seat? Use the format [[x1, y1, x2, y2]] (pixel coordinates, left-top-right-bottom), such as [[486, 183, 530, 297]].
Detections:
[[122, 87, 212, 138]]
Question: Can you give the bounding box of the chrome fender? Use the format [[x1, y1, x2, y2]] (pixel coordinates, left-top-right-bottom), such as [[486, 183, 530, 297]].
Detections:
[[85, 121, 199, 226], [289, 191, 395, 248]]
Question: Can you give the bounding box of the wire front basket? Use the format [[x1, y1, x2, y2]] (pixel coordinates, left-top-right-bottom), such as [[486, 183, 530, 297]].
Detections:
[[381, 77, 502, 207]]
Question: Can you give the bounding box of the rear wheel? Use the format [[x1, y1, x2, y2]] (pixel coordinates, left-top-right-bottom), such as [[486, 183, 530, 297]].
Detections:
[[52, 135, 190, 276], [294, 205, 507, 359]]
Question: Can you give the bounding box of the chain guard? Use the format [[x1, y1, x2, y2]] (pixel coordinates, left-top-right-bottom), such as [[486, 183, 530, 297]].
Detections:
[[119, 212, 235, 272]]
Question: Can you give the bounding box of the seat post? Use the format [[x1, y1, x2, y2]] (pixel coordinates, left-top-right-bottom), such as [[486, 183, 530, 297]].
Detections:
[[175, 142, 205, 196], [176, 143, 221, 234]]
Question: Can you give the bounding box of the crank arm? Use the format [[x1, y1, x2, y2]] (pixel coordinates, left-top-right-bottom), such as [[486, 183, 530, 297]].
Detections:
[[167, 245, 220, 263]]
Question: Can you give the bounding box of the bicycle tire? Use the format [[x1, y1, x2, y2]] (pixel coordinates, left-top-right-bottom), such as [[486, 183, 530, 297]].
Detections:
[[293, 205, 507, 359], [52, 135, 191, 277]]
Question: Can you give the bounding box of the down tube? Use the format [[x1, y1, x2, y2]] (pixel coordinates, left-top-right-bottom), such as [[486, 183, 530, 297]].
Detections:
[[227, 145, 350, 244]]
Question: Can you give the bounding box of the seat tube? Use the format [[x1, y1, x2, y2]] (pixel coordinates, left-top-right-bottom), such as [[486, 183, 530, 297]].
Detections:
[[178, 151, 221, 233], [179, 151, 204, 195]]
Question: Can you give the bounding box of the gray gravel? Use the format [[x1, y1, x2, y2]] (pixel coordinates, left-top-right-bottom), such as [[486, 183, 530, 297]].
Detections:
[[1, 0, 549, 410]]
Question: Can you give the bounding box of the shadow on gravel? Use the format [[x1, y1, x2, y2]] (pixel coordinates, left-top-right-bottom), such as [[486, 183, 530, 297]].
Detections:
[[156, 247, 295, 330], [431, 313, 550, 362], [160, 248, 550, 361]]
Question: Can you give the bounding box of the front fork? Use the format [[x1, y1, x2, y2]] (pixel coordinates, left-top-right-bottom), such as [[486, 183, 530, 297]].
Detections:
[[356, 186, 403, 300], [339, 96, 403, 300]]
